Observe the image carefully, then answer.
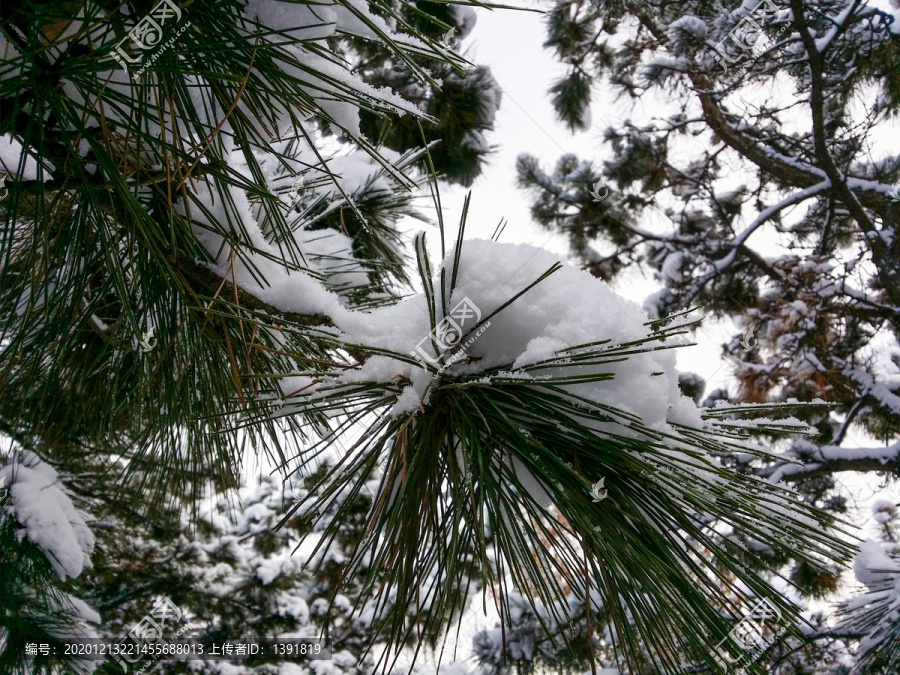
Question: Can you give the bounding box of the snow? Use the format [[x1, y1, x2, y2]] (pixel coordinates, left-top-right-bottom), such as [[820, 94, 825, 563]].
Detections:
[[814, 1, 856, 52], [660, 250, 685, 282], [511, 336, 569, 369], [789, 299, 808, 315], [461, 130, 491, 153], [0, 452, 95, 580], [334, 238, 704, 430], [668, 15, 709, 40], [450, 5, 478, 41], [432, 663, 472, 675], [255, 550, 302, 585], [184, 176, 349, 320], [766, 439, 900, 483], [7, 1, 894, 669], [52, 593, 101, 643], [890, 1, 900, 34], [645, 56, 692, 78], [853, 539, 900, 589], [184, 140, 423, 318], [872, 499, 897, 524], [844, 366, 900, 415], [0, 32, 22, 80], [275, 591, 311, 622], [578, 103, 592, 130], [838, 535, 900, 663], [65, 595, 101, 626]]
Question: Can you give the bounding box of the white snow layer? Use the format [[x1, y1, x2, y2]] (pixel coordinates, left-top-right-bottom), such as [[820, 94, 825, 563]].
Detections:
[[0, 452, 95, 580], [872, 499, 897, 524], [186, 142, 412, 318], [854, 539, 900, 589], [667, 15, 708, 40], [334, 238, 703, 429]]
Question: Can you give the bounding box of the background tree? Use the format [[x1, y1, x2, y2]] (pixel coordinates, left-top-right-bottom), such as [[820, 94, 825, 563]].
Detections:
[[515, 0, 900, 671], [0, 435, 481, 675]]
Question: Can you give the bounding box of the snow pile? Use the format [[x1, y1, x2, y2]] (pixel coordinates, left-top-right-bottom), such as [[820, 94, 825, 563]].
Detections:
[[51, 593, 102, 644], [186, 142, 416, 318], [184, 168, 350, 320], [255, 548, 306, 586], [872, 499, 897, 524], [853, 539, 900, 589], [837, 538, 900, 665], [274, 591, 310, 623], [336, 238, 702, 429], [664, 15, 708, 64], [668, 15, 708, 40], [0, 452, 95, 580]]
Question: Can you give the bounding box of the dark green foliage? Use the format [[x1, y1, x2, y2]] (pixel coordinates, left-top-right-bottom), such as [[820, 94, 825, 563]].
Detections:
[[352, 2, 503, 186], [0, 0, 502, 671]]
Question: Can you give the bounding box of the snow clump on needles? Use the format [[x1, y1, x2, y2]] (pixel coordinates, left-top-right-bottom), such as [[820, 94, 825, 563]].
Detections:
[[338, 237, 704, 429]]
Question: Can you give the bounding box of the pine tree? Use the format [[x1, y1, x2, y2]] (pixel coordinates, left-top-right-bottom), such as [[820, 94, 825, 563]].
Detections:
[[0, 0, 495, 671], [0, 1, 879, 675], [516, 0, 900, 671]]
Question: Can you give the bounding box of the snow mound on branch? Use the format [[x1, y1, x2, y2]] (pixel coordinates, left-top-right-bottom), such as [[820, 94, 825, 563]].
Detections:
[[450, 4, 478, 40], [665, 15, 708, 60], [188, 141, 414, 318], [338, 238, 702, 429], [52, 593, 101, 639], [668, 15, 708, 40], [0, 452, 95, 580], [854, 539, 900, 589], [872, 499, 897, 524], [185, 178, 349, 319], [838, 538, 900, 664]]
